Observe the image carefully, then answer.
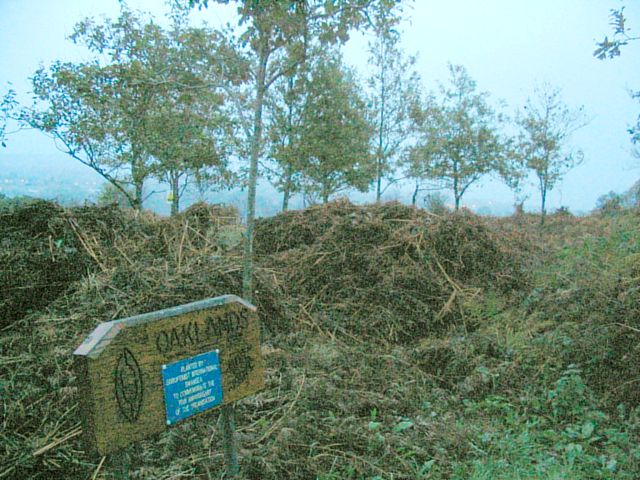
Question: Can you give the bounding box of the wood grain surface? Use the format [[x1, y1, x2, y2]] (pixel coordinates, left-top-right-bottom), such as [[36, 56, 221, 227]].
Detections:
[[73, 295, 264, 455]]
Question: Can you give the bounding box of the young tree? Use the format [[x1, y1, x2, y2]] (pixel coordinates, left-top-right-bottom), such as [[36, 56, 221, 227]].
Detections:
[[516, 84, 586, 222], [366, 1, 420, 202], [265, 65, 308, 211], [186, 0, 393, 301], [496, 137, 530, 213], [22, 10, 164, 209], [407, 64, 505, 210], [298, 51, 374, 203], [183, 4, 392, 474], [141, 19, 235, 215], [144, 105, 232, 215], [266, 48, 374, 207]]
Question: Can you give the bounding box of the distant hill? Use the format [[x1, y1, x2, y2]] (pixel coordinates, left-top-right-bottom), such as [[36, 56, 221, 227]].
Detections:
[[0, 153, 103, 205]]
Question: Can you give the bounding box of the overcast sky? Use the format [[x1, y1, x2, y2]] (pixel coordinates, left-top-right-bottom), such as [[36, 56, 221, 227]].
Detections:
[[1, 0, 639, 213]]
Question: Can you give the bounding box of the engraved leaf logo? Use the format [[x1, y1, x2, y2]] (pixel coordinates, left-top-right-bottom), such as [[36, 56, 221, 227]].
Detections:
[[114, 348, 144, 423]]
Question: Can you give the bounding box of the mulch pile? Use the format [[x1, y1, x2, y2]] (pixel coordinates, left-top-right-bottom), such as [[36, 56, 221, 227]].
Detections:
[[0, 198, 532, 479], [0, 201, 136, 328], [255, 199, 527, 342], [0, 199, 283, 331], [0, 200, 287, 479]]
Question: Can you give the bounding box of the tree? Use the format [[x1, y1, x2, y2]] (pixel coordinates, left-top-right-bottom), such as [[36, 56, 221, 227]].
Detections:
[[265, 60, 308, 211], [144, 104, 232, 215], [96, 182, 136, 209], [595, 190, 623, 216], [0, 89, 17, 148], [298, 51, 374, 203], [22, 10, 162, 209], [182, 4, 393, 474], [366, 1, 420, 202], [515, 84, 586, 222], [140, 17, 235, 215], [496, 137, 530, 212], [266, 48, 373, 207], [407, 64, 505, 210], [186, 0, 394, 301], [21, 7, 233, 210], [595, 6, 640, 152]]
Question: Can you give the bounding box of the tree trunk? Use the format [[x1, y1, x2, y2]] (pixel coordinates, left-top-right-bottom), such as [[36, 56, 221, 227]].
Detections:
[[411, 180, 419, 206], [282, 165, 293, 211], [539, 174, 547, 226], [242, 43, 268, 304], [131, 155, 145, 210], [170, 172, 180, 216], [453, 161, 460, 211], [376, 157, 382, 203], [133, 183, 143, 210], [453, 178, 460, 210], [376, 51, 386, 203], [283, 77, 294, 212]]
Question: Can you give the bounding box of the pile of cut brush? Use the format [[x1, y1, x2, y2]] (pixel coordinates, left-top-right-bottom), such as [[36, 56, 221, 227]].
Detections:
[[0, 200, 287, 479], [0, 200, 139, 328], [0, 199, 528, 479], [1, 199, 283, 332], [255, 199, 528, 343]]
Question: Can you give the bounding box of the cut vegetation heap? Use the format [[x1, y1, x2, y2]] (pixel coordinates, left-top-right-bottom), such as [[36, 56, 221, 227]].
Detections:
[[1, 198, 639, 479], [255, 199, 527, 342], [1, 200, 283, 333]]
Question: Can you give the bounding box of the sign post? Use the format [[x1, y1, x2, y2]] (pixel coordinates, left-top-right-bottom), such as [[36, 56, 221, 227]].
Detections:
[[73, 294, 264, 476], [221, 405, 239, 476]]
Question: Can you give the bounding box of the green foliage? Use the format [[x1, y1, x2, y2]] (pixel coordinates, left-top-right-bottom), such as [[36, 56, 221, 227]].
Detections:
[[0, 88, 17, 148], [515, 84, 586, 219], [186, 0, 398, 300], [266, 46, 375, 207], [3, 202, 640, 478], [266, 64, 309, 210], [594, 7, 638, 60], [366, 0, 421, 201], [626, 180, 640, 206], [0, 193, 39, 212], [5, 3, 640, 479], [23, 9, 157, 208], [594, 6, 640, 156], [21, 6, 234, 210], [424, 192, 449, 215], [596, 191, 624, 216], [95, 182, 135, 209], [297, 51, 374, 203], [456, 366, 640, 480], [408, 64, 506, 210], [629, 90, 640, 148], [139, 13, 236, 215]]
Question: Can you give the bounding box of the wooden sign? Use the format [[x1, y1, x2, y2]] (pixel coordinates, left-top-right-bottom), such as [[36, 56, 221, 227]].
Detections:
[[73, 295, 264, 455]]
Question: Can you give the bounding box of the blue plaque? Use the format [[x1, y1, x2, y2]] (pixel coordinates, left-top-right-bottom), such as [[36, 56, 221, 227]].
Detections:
[[161, 349, 223, 425]]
